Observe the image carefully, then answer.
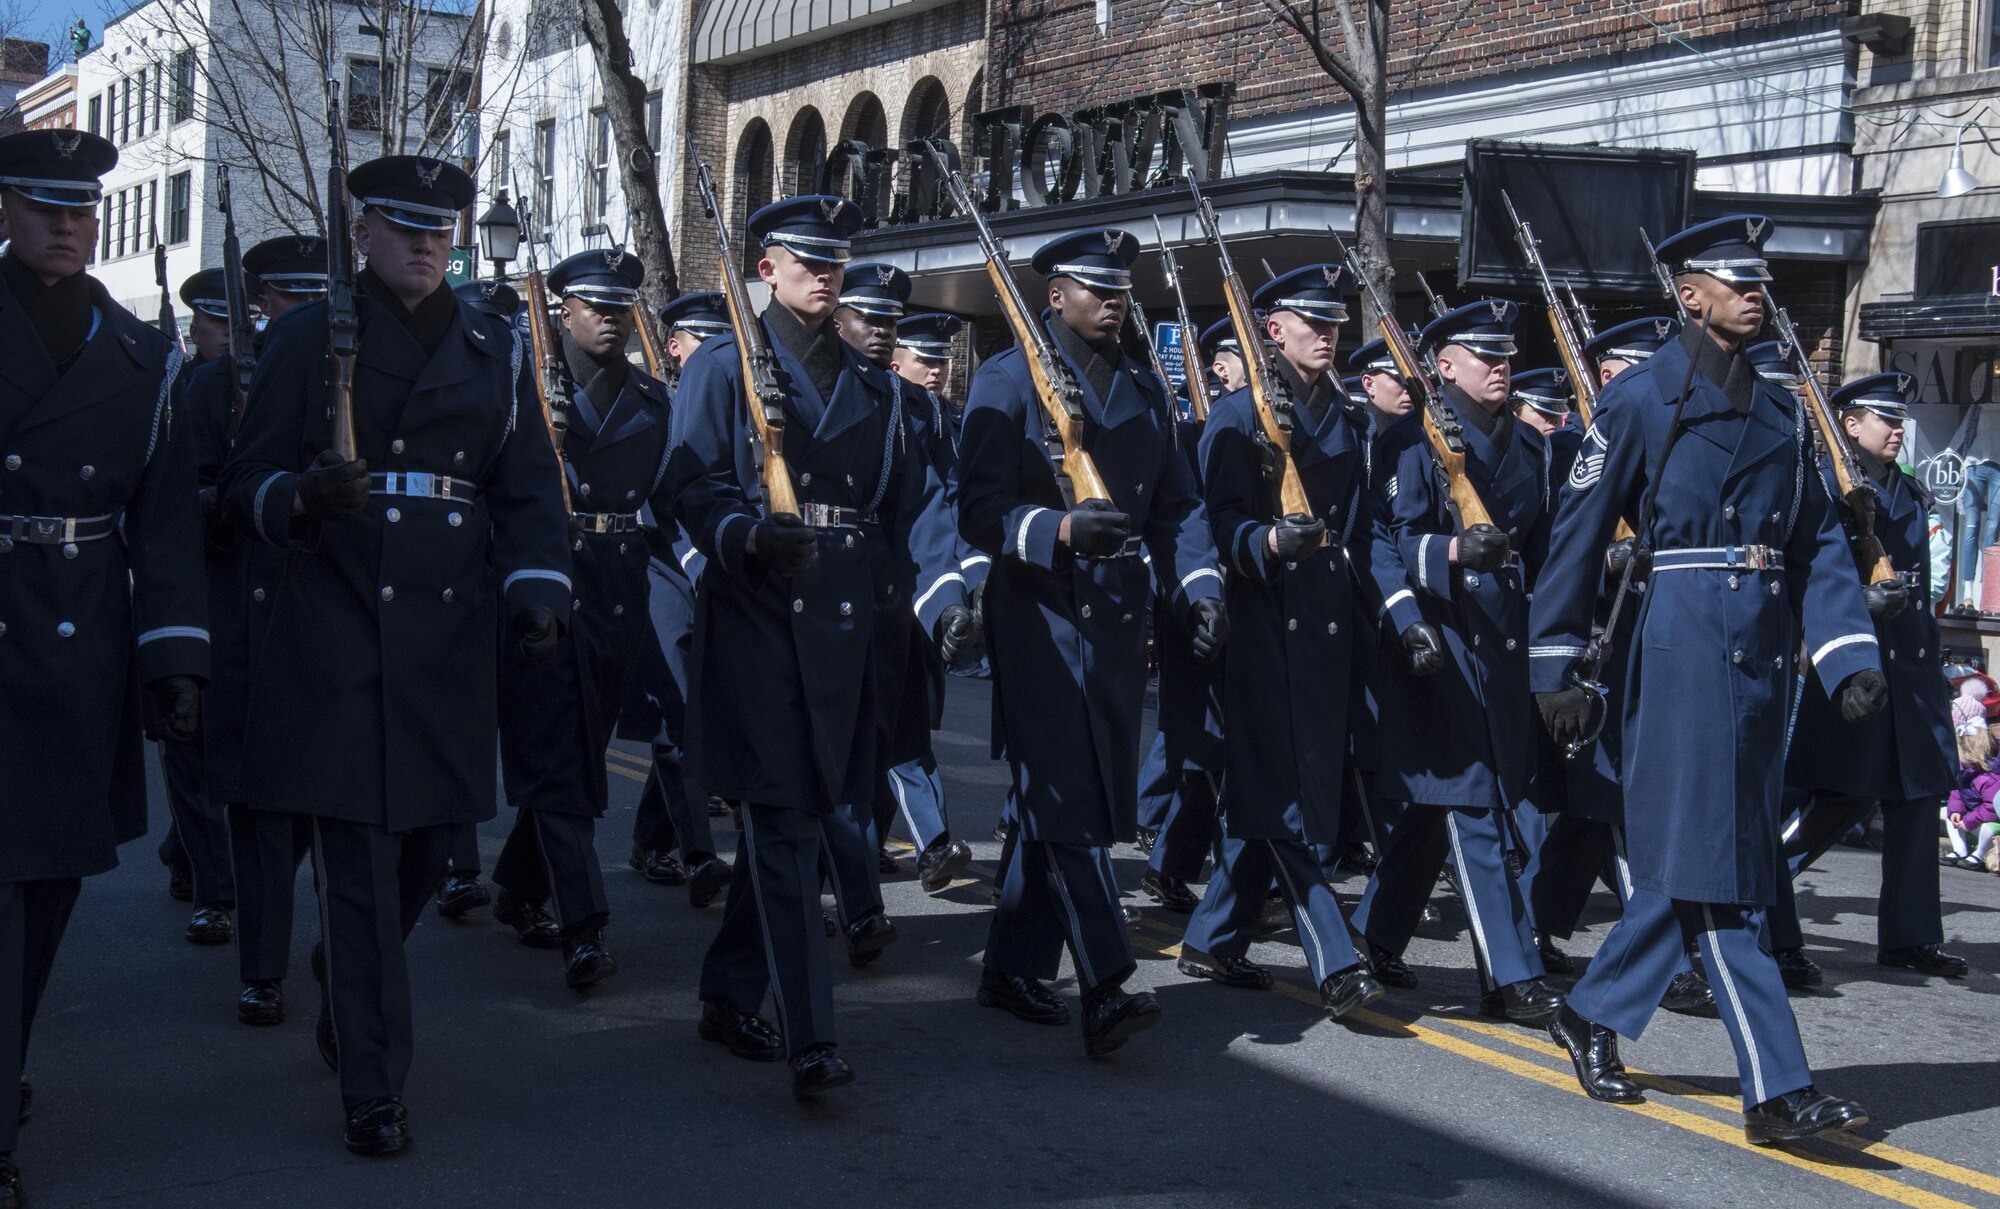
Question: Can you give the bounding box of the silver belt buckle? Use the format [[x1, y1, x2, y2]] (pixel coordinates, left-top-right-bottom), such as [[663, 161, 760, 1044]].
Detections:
[[1743, 544, 1773, 571], [800, 503, 837, 528], [405, 471, 435, 499]]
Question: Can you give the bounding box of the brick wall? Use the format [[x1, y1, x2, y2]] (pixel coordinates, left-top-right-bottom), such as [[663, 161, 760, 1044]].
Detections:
[[681, 0, 986, 290], [992, 0, 1855, 121]]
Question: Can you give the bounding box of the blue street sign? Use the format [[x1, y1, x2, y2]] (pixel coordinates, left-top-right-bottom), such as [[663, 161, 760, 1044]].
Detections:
[[1153, 321, 1186, 388]]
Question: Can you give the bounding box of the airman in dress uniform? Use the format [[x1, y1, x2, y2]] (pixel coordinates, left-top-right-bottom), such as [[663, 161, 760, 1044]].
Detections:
[[957, 228, 1227, 1055], [673, 195, 935, 1098], [153, 267, 242, 948], [1775, 372, 1967, 981], [0, 130, 209, 1209], [834, 269, 979, 897], [219, 155, 571, 1154], [1533, 216, 1881, 1143], [625, 291, 731, 905], [1176, 264, 1386, 1018], [220, 235, 328, 1028], [1354, 299, 1563, 1028]]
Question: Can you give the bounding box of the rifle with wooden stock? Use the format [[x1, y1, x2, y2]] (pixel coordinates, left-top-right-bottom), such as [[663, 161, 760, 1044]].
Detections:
[[1766, 287, 1898, 588], [1150, 215, 1210, 423], [1185, 175, 1315, 522], [632, 300, 664, 378], [216, 167, 256, 422], [687, 141, 800, 517], [513, 200, 574, 511], [324, 80, 358, 461], [1332, 230, 1495, 532], [919, 138, 1109, 505]]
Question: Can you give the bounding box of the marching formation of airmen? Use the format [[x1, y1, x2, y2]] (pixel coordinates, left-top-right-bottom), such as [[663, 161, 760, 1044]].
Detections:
[[0, 121, 1974, 1201]]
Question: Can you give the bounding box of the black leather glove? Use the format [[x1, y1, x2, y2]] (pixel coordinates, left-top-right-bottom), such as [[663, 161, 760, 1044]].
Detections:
[[969, 576, 986, 637], [1863, 579, 1908, 622], [1399, 621, 1445, 678], [935, 603, 979, 664], [1837, 667, 1889, 724], [1189, 598, 1229, 664], [295, 450, 370, 519], [1454, 524, 1511, 574], [143, 675, 202, 743], [514, 605, 564, 665], [749, 513, 817, 576], [1065, 499, 1132, 559], [1536, 686, 1597, 749], [200, 486, 233, 553], [1270, 515, 1326, 561], [1605, 537, 1651, 582], [567, 512, 588, 540]]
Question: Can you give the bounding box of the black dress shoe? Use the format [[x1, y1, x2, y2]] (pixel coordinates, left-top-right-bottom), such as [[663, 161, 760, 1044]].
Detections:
[[698, 1001, 784, 1061], [877, 846, 900, 875], [343, 1096, 410, 1156], [917, 837, 973, 893], [166, 863, 194, 903], [1548, 1002, 1642, 1103], [1081, 980, 1162, 1057], [1177, 946, 1273, 989], [1878, 944, 1969, 978], [846, 915, 898, 968], [0, 1154, 20, 1209], [686, 855, 732, 908], [976, 967, 1070, 1025], [561, 926, 619, 989], [1335, 842, 1378, 877], [1140, 869, 1199, 914], [992, 819, 1015, 844], [311, 945, 338, 1073], [1135, 827, 1158, 854], [1319, 966, 1385, 1018], [434, 873, 489, 919], [790, 1044, 854, 1100], [822, 912, 838, 937], [1536, 933, 1575, 977], [1367, 943, 1419, 989], [492, 890, 562, 950], [708, 796, 731, 817], [1743, 1086, 1868, 1145], [1660, 970, 1718, 1017], [17, 1078, 28, 1125], [1481, 978, 1562, 1028], [239, 980, 285, 1026], [1417, 902, 1445, 933], [186, 904, 233, 946], [629, 846, 688, 886], [1775, 946, 1822, 990]]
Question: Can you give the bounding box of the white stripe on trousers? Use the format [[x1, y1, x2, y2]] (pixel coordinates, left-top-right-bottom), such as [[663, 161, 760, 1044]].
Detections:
[[739, 808, 793, 1045], [1444, 811, 1497, 980], [307, 818, 341, 1075], [1042, 842, 1100, 989], [1266, 840, 1331, 981], [1700, 903, 1768, 1106]]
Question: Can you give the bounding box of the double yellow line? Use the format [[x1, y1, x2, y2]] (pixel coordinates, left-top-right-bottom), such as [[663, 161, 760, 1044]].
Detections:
[[596, 756, 1995, 1204]]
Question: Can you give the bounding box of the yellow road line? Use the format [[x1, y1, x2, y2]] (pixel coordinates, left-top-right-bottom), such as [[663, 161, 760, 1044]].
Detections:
[[607, 762, 648, 784], [605, 747, 651, 769]]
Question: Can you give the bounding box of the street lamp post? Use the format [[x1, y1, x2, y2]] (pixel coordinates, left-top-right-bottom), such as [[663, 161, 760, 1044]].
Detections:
[[477, 189, 523, 278]]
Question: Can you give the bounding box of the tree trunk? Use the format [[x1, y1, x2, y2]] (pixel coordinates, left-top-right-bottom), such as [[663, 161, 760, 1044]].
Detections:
[[574, 0, 680, 318], [1350, 0, 1392, 332]]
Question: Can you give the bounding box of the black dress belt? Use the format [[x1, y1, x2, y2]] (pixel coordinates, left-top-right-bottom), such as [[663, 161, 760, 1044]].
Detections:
[[369, 471, 481, 502], [573, 511, 643, 534], [0, 511, 118, 548]]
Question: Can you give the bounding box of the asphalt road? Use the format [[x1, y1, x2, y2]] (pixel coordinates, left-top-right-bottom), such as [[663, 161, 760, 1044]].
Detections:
[[19, 681, 2000, 1208]]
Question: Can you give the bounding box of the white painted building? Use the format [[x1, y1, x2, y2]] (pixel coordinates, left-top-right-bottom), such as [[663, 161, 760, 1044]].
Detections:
[[77, 0, 472, 322], [473, 0, 688, 278]]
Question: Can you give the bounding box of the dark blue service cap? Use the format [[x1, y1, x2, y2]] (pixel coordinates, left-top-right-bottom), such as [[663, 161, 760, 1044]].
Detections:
[[1030, 228, 1141, 292], [1252, 263, 1352, 324], [1747, 340, 1802, 387], [749, 194, 863, 264], [1654, 215, 1774, 284], [837, 262, 910, 318], [549, 246, 645, 307], [1583, 315, 1680, 365], [454, 278, 520, 319], [659, 291, 731, 338], [896, 311, 961, 359], [1511, 367, 1574, 416], [1418, 299, 1519, 358], [347, 155, 474, 231], [1342, 375, 1369, 406], [1831, 371, 1915, 420], [179, 268, 251, 319], [1347, 337, 1402, 376], [1198, 316, 1242, 361], [0, 129, 116, 206], [242, 234, 329, 295]]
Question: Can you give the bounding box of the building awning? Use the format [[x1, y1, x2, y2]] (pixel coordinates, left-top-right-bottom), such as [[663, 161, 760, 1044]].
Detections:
[[850, 169, 1878, 319], [693, 0, 954, 64], [1860, 296, 2000, 342]]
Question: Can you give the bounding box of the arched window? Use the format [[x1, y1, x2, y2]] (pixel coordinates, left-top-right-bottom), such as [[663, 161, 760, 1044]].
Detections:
[[961, 70, 984, 151], [900, 76, 951, 149], [839, 92, 887, 148], [785, 107, 827, 195], [733, 118, 774, 274]]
